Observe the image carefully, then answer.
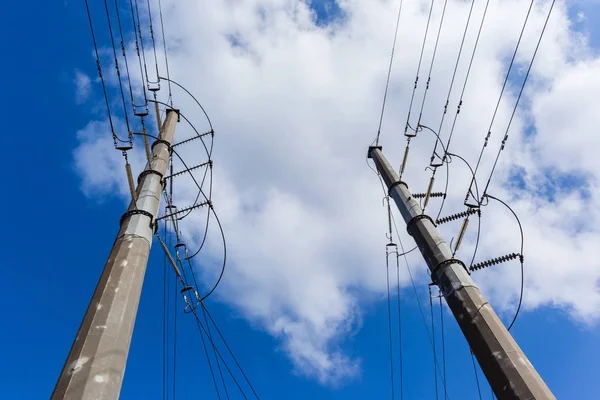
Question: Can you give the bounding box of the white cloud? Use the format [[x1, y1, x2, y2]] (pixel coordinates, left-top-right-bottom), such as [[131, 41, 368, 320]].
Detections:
[[73, 0, 600, 385], [74, 69, 92, 104]]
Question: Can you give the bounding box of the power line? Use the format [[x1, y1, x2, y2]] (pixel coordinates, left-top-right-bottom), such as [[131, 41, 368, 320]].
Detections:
[[157, 0, 174, 105], [429, 285, 439, 400], [102, 0, 133, 141], [145, 0, 161, 86], [415, 0, 450, 130], [189, 308, 251, 400], [84, 0, 127, 146], [441, 0, 490, 160], [429, 0, 476, 165], [127, 0, 149, 111], [197, 304, 224, 400], [202, 305, 231, 400], [466, 0, 536, 205], [201, 304, 262, 400], [470, 350, 483, 400], [485, 194, 525, 331], [375, 0, 405, 145], [385, 246, 396, 400], [112, 0, 137, 111], [481, 0, 556, 199], [404, 0, 436, 136], [395, 252, 404, 400], [439, 292, 447, 400], [131, 0, 152, 90]]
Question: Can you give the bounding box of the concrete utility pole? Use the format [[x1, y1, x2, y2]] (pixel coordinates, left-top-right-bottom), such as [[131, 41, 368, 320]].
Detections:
[[52, 109, 179, 400], [368, 146, 555, 400]]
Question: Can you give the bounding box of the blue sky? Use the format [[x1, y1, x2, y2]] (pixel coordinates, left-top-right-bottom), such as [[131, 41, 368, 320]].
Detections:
[[1, 0, 600, 399]]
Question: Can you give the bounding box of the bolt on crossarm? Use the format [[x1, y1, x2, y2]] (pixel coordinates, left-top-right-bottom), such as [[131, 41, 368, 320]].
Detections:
[[368, 146, 554, 400], [51, 109, 179, 400]]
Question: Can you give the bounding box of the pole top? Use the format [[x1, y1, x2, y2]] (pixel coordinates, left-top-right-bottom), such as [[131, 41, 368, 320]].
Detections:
[[166, 108, 181, 122], [367, 145, 382, 159]]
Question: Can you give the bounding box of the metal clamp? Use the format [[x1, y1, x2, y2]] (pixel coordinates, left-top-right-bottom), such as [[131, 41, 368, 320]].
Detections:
[[151, 139, 172, 155], [388, 180, 408, 196], [120, 209, 154, 229], [431, 258, 469, 283], [137, 169, 164, 185], [406, 214, 435, 236]]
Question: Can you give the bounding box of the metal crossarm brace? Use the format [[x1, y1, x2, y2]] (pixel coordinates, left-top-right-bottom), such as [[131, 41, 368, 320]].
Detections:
[[156, 201, 211, 222], [413, 191, 445, 199], [172, 130, 213, 148], [164, 160, 211, 180]]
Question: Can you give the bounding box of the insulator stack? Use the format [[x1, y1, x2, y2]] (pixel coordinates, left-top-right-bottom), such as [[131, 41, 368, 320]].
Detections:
[[143, 127, 152, 162], [400, 145, 410, 176], [436, 208, 478, 225], [423, 176, 435, 209], [470, 253, 521, 272], [413, 192, 445, 199], [154, 101, 162, 132], [125, 157, 137, 202], [453, 217, 469, 253]]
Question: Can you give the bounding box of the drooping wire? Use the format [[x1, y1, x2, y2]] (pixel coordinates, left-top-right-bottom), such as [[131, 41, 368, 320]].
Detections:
[[441, 0, 490, 162], [375, 0, 405, 145], [202, 305, 231, 400], [145, 0, 161, 85], [102, 0, 133, 141], [201, 304, 262, 400], [481, 0, 556, 199], [485, 194, 525, 331], [84, 0, 128, 146], [429, 0, 476, 165], [415, 0, 450, 129], [112, 0, 137, 111], [127, 0, 149, 109], [429, 285, 439, 400], [132, 0, 151, 89], [466, 0, 536, 205], [157, 0, 174, 106], [395, 251, 405, 400], [404, 0, 436, 136], [189, 307, 251, 400], [196, 303, 223, 400], [385, 246, 396, 400], [172, 262, 178, 400], [162, 220, 169, 400], [470, 350, 483, 400], [439, 291, 447, 400]]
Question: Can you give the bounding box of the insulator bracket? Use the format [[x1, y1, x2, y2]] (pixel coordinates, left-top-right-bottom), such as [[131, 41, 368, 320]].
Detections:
[[436, 208, 478, 225], [413, 192, 445, 199], [470, 253, 522, 272]]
